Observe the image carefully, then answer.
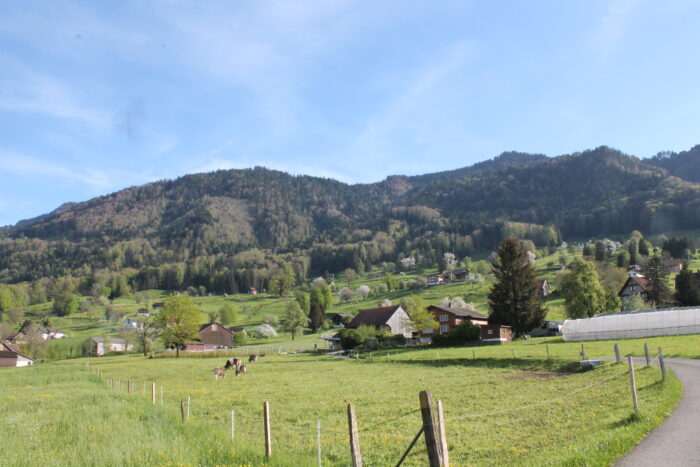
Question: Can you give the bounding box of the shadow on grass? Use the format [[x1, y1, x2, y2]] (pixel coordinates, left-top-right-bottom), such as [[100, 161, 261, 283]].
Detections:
[[362, 356, 578, 372], [610, 412, 642, 428]]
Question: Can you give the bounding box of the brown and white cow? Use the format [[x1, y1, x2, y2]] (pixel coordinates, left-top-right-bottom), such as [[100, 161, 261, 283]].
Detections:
[[235, 364, 247, 376], [213, 367, 226, 380], [248, 354, 258, 363]]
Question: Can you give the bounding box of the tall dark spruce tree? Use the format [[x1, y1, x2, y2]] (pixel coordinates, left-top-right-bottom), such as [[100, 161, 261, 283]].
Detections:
[[675, 262, 700, 306], [644, 256, 674, 307], [488, 238, 545, 336]]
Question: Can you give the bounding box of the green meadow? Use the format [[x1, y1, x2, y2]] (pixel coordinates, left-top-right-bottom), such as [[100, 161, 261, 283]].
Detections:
[[1, 341, 682, 466]]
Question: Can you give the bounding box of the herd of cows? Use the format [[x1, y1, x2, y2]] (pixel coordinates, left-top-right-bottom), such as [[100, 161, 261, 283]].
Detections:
[[212, 353, 264, 379]]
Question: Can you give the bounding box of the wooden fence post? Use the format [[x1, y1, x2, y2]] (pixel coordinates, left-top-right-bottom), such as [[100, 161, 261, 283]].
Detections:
[[546, 344, 550, 358], [627, 356, 639, 413], [151, 383, 156, 404], [511, 349, 515, 359], [658, 347, 666, 381], [580, 344, 585, 360], [347, 403, 362, 467], [187, 396, 190, 420], [181, 401, 186, 422], [614, 343, 620, 362], [436, 400, 449, 467], [264, 401, 272, 457], [419, 390, 442, 467], [472, 349, 475, 359], [231, 410, 235, 443], [644, 343, 651, 366], [128, 380, 132, 394]]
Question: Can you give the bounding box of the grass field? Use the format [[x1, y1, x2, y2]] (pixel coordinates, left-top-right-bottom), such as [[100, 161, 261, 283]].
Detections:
[[1, 340, 682, 466]]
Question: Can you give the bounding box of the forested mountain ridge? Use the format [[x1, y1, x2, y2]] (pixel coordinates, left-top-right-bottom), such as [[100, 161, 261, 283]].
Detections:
[[1, 145, 699, 286], [646, 145, 700, 183]]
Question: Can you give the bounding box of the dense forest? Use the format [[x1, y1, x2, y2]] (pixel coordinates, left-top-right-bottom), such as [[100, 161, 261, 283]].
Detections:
[[1, 145, 699, 298]]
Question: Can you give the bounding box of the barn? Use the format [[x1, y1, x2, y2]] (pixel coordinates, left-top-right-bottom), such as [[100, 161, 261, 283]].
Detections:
[[0, 342, 34, 367]]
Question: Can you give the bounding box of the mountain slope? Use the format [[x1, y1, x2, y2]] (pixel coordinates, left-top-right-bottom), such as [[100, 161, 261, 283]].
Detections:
[[646, 145, 700, 183], [1, 145, 700, 283]]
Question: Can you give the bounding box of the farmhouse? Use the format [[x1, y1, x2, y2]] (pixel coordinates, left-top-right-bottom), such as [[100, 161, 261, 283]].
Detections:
[[123, 318, 143, 330], [0, 341, 34, 367], [663, 258, 683, 273], [536, 279, 550, 298], [197, 322, 248, 349], [85, 337, 134, 357], [427, 275, 446, 286], [426, 304, 489, 335], [421, 304, 513, 344], [619, 276, 652, 303], [137, 308, 151, 316], [346, 305, 413, 338]]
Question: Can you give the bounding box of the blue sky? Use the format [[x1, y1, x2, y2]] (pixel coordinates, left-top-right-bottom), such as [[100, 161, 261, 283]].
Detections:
[[1, 1, 700, 227]]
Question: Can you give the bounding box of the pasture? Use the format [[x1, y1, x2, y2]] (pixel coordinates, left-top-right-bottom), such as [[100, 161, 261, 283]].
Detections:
[[1, 343, 681, 466]]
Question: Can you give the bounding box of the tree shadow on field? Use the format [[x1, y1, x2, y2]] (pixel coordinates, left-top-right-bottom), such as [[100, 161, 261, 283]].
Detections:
[[368, 356, 572, 372]]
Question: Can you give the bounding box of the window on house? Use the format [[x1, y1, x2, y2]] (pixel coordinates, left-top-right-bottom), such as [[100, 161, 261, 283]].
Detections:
[[212, 324, 218, 331], [424, 328, 433, 334], [487, 329, 493, 335], [440, 325, 449, 333], [439, 315, 449, 322]]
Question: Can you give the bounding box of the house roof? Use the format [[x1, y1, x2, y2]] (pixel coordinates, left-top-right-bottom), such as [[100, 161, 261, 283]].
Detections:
[[0, 348, 35, 363], [536, 279, 548, 288], [427, 304, 488, 320], [347, 306, 403, 328], [229, 327, 246, 333], [1, 342, 20, 353], [619, 275, 652, 296], [199, 322, 234, 335], [663, 258, 683, 267]]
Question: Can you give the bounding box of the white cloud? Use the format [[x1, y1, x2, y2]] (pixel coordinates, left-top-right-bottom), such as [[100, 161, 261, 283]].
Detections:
[[591, 0, 647, 59]]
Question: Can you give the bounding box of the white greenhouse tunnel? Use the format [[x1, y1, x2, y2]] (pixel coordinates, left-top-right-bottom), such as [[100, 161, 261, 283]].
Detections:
[[561, 307, 700, 342]]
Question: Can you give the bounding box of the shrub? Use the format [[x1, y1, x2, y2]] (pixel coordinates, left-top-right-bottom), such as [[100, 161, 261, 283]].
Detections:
[[338, 328, 364, 351], [233, 331, 248, 346]]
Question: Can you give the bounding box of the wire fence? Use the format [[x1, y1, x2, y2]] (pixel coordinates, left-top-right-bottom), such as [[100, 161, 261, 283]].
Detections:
[[84, 342, 669, 466]]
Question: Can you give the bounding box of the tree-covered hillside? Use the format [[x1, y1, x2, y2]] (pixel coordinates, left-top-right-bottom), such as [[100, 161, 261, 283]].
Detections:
[[1, 145, 699, 286]]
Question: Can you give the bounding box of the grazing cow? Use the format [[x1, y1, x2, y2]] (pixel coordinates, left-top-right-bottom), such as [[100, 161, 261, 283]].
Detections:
[[213, 367, 226, 380], [224, 358, 242, 370], [235, 364, 247, 376], [249, 354, 258, 363]]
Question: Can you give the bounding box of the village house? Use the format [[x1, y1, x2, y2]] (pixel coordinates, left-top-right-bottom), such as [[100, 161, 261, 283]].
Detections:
[[619, 275, 652, 303], [445, 268, 469, 281], [420, 304, 513, 344], [137, 308, 151, 316], [36, 327, 66, 340], [479, 324, 514, 344], [152, 302, 165, 310], [663, 258, 683, 274], [0, 341, 34, 367], [123, 318, 143, 330], [536, 279, 550, 298], [427, 275, 446, 286], [85, 337, 134, 357], [346, 305, 413, 338]]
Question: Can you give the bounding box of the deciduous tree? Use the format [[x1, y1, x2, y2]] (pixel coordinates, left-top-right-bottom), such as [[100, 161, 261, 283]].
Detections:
[[156, 294, 201, 357]]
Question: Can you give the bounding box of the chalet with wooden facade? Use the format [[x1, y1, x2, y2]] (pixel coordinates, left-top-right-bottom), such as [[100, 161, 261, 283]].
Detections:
[[346, 305, 413, 338], [198, 322, 236, 349], [619, 276, 652, 304], [0, 342, 34, 367], [420, 304, 513, 344]]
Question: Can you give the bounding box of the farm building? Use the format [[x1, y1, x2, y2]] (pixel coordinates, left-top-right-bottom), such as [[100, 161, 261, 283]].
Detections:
[[346, 305, 413, 338], [619, 276, 652, 303], [562, 306, 700, 341], [420, 305, 489, 343], [84, 337, 134, 356], [480, 324, 514, 343], [0, 342, 34, 367], [536, 279, 550, 298]]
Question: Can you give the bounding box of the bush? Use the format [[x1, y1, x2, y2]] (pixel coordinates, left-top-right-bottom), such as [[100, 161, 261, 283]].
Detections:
[[233, 331, 248, 346], [448, 321, 480, 343], [338, 328, 364, 351]]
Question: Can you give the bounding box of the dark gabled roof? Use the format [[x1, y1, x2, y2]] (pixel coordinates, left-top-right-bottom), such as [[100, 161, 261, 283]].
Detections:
[[228, 327, 246, 333], [536, 279, 548, 287], [347, 306, 403, 328], [0, 348, 35, 362], [427, 304, 488, 320], [199, 322, 233, 335], [619, 275, 652, 296], [1, 342, 20, 353]]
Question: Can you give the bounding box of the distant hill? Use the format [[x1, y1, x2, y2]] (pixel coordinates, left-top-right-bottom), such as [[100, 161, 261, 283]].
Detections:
[[1, 145, 699, 283], [646, 145, 700, 183]]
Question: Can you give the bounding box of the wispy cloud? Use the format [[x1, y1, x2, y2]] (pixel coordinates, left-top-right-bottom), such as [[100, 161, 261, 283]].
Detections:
[[591, 0, 647, 59], [0, 150, 152, 190]]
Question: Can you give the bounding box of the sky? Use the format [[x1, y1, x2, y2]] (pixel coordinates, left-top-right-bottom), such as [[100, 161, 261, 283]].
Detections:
[[1, 0, 700, 227]]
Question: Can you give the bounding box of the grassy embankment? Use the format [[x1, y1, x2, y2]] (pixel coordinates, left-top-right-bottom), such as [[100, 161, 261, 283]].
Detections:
[[1, 340, 683, 466]]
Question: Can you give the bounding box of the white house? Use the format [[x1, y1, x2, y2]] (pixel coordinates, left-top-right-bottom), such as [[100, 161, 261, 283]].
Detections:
[[87, 337, 134, 356], [37, 327, 66, 340], [346, 305, 414, 338], [0, 342, 34, 367]]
